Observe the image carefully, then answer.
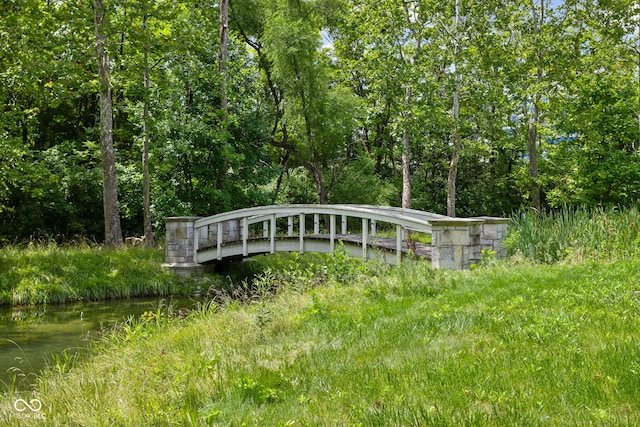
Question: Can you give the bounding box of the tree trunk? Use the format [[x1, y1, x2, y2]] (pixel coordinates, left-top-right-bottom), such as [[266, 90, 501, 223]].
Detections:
[[219, 0, 229, 111], [93, 0, 123, 246], [142, 13, 155, 246], [401, 86, 412, 209], [293, 55, 328, 205], [447, 0, 462, 217], [528, 98, 541, 213], [303, 160, 328, 204], [446, 154, 460, 215], [215, 0, 230, 193], [529, 0, 544, 214], [636, 38, 640, 153], [271, 152, 290, 204]]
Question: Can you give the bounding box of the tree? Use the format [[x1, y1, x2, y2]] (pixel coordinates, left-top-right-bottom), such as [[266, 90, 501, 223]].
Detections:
[[527, 0, 546, 213], [144, 0, 274, 217], [219, 0, 229, 112], [442, 0, 513, 216], [543, 0, 640, 207], [234, 0, 360, 204], [93, 0, 124, 246], [334, 0, 433, 209], [500, 0, 574, 212], [141, 8, 155, 245], [593, 0, 640, 153], [446, 0, 463, 217]]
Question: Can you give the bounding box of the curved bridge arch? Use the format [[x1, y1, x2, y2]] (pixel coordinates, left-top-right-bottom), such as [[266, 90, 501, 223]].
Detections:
[[195, 204, 445, 265], [163, 204, 509, 275]]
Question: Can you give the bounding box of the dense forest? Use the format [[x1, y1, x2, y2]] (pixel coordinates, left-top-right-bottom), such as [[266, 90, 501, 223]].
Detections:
[[0, 0, 638, 243]]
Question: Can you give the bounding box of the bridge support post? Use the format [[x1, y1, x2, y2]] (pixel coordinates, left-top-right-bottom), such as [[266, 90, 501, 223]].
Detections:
[[430, 219, 483, 270], [163, 216, 213, 277], [473, 217, 510, 258]]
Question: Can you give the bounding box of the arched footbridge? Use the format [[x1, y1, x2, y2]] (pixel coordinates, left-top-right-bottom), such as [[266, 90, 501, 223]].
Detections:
[[163, 204, 509, 276]]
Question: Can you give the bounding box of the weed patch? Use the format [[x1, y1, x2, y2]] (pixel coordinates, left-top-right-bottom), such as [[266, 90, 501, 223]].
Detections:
[[506, 206, 640, 263]]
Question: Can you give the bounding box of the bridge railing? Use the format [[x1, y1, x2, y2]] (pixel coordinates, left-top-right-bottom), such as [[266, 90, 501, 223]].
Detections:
[[162, 204, 509, 276], [193, 204, 434, 263]]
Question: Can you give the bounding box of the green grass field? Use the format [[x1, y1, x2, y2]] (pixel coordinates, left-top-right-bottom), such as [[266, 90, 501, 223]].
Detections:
[[2, 259, 639, 425], [0, 242, 202, 306], [1, 207, 640, 425]]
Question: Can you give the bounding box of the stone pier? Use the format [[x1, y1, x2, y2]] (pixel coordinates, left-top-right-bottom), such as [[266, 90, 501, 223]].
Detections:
[[429, 217, 509, 270], [473, 216, 511, 259], [430, 218, 483, 270], [162, 216, 242, 277], [162, 217, 212, 277]]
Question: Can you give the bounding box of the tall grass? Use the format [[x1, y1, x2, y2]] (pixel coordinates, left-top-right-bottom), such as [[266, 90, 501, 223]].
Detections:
[[506, 206, 640, 264], [2, 255, 639, 426], [0, 243, 202, 306]]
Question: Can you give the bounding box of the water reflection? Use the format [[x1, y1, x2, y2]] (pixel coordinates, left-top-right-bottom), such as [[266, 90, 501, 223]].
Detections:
[[0, 297, 197, 389]]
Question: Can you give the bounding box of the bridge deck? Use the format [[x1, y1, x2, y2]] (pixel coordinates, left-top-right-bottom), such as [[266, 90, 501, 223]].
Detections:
[[198, 234, 432, 260], [304, 234, 432, 259]]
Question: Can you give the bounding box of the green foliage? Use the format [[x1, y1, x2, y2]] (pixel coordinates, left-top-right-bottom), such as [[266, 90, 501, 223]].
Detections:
[[1, 0, 640, 242], [324, 241, 369, 283], [329, 157, 396, 205], [237, 375, 280, 405], [546, 64, 640, 207], [506, 206, 640, 264], [470, 249, 499, 270], [0, 244, 200, 306], [277, 167, 318, 204]]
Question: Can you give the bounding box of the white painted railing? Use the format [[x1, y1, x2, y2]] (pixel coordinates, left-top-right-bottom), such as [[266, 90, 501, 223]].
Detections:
[[193, 204, 439, 265]]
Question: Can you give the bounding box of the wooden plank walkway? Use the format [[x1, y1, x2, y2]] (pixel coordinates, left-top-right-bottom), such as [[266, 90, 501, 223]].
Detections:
[[200, 234, 432, 260], [309, 234, 432, 259]]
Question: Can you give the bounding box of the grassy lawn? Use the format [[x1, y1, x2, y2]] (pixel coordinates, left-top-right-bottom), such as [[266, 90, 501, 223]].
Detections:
[[1, 257, 638, 426], [0, 243, 202, 306]]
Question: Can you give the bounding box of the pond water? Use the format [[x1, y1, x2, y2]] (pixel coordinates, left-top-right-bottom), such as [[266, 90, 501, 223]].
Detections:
[[0, 297, 199, 390]]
